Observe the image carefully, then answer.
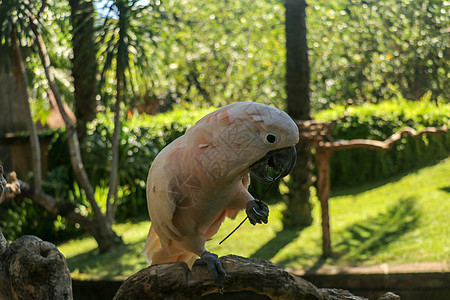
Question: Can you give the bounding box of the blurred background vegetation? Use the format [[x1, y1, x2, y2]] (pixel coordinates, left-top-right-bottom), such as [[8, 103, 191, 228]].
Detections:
[[0, 0, 449, 252], [9, 0, 449, 115]]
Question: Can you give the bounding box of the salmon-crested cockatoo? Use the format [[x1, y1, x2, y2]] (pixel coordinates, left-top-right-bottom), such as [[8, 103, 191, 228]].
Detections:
[[143, 102, 299, 290]]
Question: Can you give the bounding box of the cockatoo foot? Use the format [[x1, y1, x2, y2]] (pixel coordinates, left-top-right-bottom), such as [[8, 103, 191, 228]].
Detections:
[[193, 250, 228, 293], [246, 199, 269, 225]]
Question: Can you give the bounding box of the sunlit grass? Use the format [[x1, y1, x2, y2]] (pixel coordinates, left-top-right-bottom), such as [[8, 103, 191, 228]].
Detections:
[[58, 220, 151, 280], [58, 158, 450, 279]]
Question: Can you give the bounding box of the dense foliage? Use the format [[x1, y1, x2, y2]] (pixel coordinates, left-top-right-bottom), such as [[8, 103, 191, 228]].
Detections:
[[122, 0, 448, 111], [150, 0, 286, 108], [46, 107, 215, 222], [0, 107, 211, 241], [20, 0, 448, 121], [2, 99, 448, 241], [1, 0, 448, 243], [315, 95, 450, 187], [308, 0, 449, 109]]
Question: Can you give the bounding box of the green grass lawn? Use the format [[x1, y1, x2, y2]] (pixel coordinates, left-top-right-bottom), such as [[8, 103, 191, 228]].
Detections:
[[58, 158, 450, 280]]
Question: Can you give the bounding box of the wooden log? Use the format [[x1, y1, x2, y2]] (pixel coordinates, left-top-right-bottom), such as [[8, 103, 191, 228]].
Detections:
[[113, 255, 399, 300], [0, 165, 73, 300], [315, 148, 332, 257], [0, 234, 73, 300], [322, 126, 448, 151]]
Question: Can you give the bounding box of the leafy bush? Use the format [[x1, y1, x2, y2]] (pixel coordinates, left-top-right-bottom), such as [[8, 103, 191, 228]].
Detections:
[[141, 0, 287, 109], [308, 0, 448, 109], [146, 0, 448, 110], [3, 99, 448, 241], [1, 107, 215, 242], [314, 96, 450, 188], [0, 130, 80, 243], [0, 197, 56, 242], [47, 107, 216, 222]]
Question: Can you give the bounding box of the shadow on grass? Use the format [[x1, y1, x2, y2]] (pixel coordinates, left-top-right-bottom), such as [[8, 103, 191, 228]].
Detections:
[[66, 240, 148, 279], [439, 186, 450, 194], [274, 197, 420, 270], [249, 227, 304, 261], [331, 159, 447, 197], [332, 197, 420, 263]]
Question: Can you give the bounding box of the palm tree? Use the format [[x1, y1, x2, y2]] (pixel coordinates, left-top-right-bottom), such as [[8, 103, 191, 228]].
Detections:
[[0, 0, 43, 192], [96, 0, 158, 223], [283, 0, 313, 228], [0, 0, 123, 252], [70, 0, 98, 136]]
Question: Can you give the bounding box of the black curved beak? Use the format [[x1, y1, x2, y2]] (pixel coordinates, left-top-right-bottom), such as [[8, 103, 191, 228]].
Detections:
[[250, 146, 297, 183]]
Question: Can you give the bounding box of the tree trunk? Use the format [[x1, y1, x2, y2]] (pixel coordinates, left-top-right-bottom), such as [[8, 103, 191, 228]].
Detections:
[[0, 63, 29, 177], [0, 234, 73, 300], [29, 16, 123, 253], [0, 69, 28, 134], [113, 255, 400, 300], [315, 147, 332, 257], [283, 0, 313, 228], [105, 2, 127, 225], [11, 26, 43, 194], [69, 0, 98, 136], [105, 65, 123, 226], [0, 174, 73, 299]]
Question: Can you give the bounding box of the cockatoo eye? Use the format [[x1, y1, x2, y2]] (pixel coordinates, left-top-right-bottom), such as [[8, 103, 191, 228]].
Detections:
[[265, 133, 277, 144]]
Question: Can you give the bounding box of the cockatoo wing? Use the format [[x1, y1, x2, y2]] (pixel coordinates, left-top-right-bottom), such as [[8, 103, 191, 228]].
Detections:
[[146, 125, 213, 247], [146, 138, 185, 246]]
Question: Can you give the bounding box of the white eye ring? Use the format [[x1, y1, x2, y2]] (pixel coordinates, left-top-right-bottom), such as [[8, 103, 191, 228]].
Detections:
[[265, 133, 277, 144]]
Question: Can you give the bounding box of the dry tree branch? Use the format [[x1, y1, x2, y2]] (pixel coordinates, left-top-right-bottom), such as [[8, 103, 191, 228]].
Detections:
[[0, 170, 21, 205], [322, 125, 448, 151], [28, 14, 104, 223], [0, 165, 97, 234], [113, 255, 399, 300]]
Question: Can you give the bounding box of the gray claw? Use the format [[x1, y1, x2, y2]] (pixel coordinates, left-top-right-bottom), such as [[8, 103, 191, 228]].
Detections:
[[246, 200, 269, 225], [194, 250, 227, 292]]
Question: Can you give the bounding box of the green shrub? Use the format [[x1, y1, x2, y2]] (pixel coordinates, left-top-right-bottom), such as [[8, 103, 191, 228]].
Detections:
[[0, 130, 80, 243], [1, 107, 215, 241], [46, 107, 215, 223], [308, 0, 448, 109], [3, 99, 448, 242], [314, 96, 450, 188], [147, 0, 448, 110]]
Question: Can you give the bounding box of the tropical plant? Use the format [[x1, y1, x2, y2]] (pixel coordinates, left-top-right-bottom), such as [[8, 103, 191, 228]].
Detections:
[[70, 0, 98, 135], [0, 0, 123, 252], [95, 0, 165, 225], [307, 0, 449, 109]]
